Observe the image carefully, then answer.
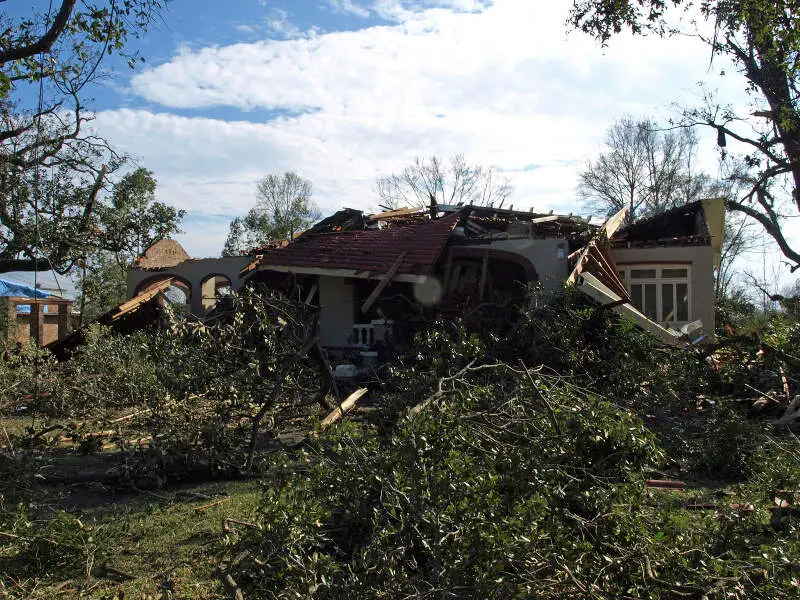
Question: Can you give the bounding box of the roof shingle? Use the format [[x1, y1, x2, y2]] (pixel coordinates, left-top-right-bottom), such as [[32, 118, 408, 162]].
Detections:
[[257, 212, 460, 276]]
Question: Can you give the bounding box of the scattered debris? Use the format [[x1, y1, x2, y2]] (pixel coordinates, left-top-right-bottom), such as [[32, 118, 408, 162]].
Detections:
[[646, 479, 687, 490], [194, 497, 228, 512], [774, 395, 800, 428]]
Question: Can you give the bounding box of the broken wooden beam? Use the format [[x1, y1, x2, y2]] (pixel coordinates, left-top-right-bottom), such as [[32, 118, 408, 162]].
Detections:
[[303, 282, 318, 305], [360, 251, 407, 313], [320, 387, 369, 429], [646, 479, 686, 490], [478, 251, 489, 301]]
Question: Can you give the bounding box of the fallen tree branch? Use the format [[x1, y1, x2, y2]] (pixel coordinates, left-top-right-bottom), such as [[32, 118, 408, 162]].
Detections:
[[1, 425, 14, 457], [320, 387, 368, 429], [194, 498, 228, 512], [31, 424, 65, 439], [761, 341, 800, 369], [223, 519, 260, 537], [520, 360, 562, 436], [100, 560, 133, 581], [216, 565, 244, 600], [109, 408, 152, 424]]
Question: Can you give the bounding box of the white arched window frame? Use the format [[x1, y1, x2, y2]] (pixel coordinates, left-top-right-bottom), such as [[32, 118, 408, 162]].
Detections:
[[617, 264, 691, 326]]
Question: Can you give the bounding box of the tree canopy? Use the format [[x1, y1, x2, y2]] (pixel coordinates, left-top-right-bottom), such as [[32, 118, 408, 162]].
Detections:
[[78, 168, 184, 321], [375, 154, 512, 211], [223, 172, 319, 256], [0, 0, 167, 273], [579, 116, 708, 225], [570, 0, 800, 271]]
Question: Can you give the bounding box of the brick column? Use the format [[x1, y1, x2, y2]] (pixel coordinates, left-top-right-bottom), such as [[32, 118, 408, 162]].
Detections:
[[57, 302, 71, 340], [30, 301, 44, 345], [5, 298, 15, 343]]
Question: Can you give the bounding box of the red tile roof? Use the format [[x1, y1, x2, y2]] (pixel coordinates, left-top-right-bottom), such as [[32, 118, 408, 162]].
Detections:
[[256, 212, 461, 276]]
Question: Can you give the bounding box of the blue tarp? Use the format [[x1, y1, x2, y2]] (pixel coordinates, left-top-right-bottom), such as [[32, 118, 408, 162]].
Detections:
[[0, 279, 51, 314]]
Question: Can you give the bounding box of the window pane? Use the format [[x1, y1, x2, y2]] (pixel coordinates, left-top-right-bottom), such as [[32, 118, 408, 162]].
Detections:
[[618, 270, 625, 280], [661, 283, 675, 322], [676, 283, 689, 321], [662, 268, 688, 278], [644, 284, 657, 320], [630, 269, 657, 279], [631, 284, 643, 312]]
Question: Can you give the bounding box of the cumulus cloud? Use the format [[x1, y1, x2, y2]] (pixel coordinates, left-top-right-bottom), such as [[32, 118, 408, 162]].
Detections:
[[95, 0, 749, 256]]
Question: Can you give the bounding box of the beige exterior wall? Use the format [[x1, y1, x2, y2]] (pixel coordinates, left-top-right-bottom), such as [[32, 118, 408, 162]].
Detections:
[[454, 238, 570, 291], [610, 245, 715, 336], [318, 275, 355, 348], [127, 256, 251, 315]]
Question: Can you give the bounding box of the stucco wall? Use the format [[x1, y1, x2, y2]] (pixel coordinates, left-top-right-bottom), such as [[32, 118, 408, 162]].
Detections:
[[127, 256, 252, 315], [318, 275, 355, 348], [455, 238, 570, 292], [610, 245, 715, 336]]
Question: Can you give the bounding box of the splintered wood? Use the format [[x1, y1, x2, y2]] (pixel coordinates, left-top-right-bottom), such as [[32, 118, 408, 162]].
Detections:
[[320, 387, 369, 429]]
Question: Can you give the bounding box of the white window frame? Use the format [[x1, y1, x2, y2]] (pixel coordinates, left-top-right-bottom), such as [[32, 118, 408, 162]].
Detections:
[[617, 264, 692, 327]]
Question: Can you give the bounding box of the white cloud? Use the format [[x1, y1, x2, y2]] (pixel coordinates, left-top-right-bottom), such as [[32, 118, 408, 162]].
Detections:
[[326, 0, 371, 18], [95, 0, 754, 256], [326, 0, 490, 20]]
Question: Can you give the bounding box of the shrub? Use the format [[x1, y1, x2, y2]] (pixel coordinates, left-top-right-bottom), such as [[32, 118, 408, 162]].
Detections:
[[230, 323, 669, 598]]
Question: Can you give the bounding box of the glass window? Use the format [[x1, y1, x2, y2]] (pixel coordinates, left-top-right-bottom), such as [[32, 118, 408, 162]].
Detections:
[[619, 264, 691, 324], [631, 284, 643, 312], [676, 283, 689, 322], [661, 283, 675, 322], [662, 268, 688, 278], [643, 283, 657, 320]]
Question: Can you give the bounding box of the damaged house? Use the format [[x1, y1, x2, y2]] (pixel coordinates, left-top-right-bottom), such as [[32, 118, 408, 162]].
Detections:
[[124, 199, 724, 357]]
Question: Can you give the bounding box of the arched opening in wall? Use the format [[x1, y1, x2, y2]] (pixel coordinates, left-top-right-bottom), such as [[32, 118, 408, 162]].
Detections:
[[438, 250, 536, 337], [200, 274, 234, 313], [134, 276, 192, 313], [442, 249, 536, 308]]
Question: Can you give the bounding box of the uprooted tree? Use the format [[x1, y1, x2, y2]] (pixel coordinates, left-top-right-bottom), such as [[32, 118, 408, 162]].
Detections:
[[0, 0, 167, 273], [570, 0, 800, 271]]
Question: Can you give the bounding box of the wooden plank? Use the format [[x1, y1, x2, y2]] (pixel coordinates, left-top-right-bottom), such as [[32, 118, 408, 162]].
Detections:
[[593, 247, 631, 301], [257, 264, 427, 284], [566, 243, 592, 285], [367, 206, 424, 220], [111, 278, 173, 321], [360, 251, 408, 313], [478, 251, 489, 301], [320, 387, 369, 429], [567, 207, 627, 286], [530, 215, 560, 224], [587, 251, 628, 300], [303, 282, 318, 305], [603, 206, 628, 238]]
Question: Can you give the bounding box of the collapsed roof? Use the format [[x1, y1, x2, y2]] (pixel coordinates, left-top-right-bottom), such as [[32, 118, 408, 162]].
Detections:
[[243, 201, 720, 347], [46, 279, 173, 360], [256, 211, 461, 278], [611, 198, 725, 268], [245, 204, 593, 279], [612, 199, 711, 248]]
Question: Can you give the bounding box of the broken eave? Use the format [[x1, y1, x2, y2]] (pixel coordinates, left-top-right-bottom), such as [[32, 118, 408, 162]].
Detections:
[[254, 263, 428, 284], [578, 271, 687, 347]]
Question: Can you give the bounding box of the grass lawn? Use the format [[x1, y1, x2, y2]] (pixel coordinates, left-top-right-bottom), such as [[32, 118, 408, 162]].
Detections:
[[0, 479, 262, 599]]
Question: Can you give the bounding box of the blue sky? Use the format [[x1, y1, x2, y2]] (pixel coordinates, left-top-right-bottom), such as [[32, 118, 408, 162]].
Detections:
[[21, 1, 759, 259]]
